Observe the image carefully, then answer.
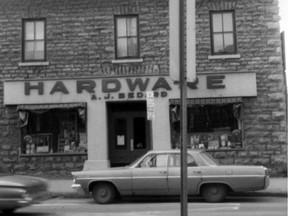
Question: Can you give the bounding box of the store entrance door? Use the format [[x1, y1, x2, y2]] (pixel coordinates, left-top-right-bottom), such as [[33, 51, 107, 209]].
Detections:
[[108, 102, 151, 167]]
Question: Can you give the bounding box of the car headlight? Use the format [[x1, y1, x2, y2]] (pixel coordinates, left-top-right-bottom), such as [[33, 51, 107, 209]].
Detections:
[[21, 191, 32, 201]]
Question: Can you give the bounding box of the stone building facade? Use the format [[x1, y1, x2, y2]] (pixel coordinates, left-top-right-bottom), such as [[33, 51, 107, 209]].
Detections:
[[0, 0, 286, 177]]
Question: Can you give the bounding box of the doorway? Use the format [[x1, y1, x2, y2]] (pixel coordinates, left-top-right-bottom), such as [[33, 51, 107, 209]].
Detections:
[[107, 101, 151, 166]]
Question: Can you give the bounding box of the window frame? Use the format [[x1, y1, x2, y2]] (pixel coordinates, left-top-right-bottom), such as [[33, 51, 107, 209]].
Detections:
[[210, 10, 237, 55], [19, 108, 87, 156], [22, 18, 47, 62], [114, 15, 140, 60]]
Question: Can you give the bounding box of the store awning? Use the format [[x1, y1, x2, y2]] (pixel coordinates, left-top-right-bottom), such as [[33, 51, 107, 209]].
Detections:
[[17, 103, 87, 111], [169, 97, 242, 106]]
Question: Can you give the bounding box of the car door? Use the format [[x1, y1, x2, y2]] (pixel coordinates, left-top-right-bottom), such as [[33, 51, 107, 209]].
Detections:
[[167, 153, 202, 195], [131, 153, 169, 195]]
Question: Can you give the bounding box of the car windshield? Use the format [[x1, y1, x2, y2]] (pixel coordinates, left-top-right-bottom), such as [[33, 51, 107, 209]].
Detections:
[[199, 152, 219, 166], [127, 155, 145, 167], [0, 161, 9, 175]]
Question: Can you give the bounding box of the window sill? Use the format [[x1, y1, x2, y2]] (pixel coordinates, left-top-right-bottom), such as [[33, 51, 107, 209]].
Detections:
[[111, 58, 144, 64], [19, 152, 87, 157], [18, 62, 50, 67], [206, 148, 243, 152], [208, 54, 241, 60]]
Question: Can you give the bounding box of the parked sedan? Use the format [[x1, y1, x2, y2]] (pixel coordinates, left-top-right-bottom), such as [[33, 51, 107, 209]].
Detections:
[[0, 161, 50, 214], [72, 150, 269, 204]]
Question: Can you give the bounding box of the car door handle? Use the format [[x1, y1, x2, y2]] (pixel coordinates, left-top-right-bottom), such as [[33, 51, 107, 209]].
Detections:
[[159, 171, 167, 175], [193, 171, 201, 174]]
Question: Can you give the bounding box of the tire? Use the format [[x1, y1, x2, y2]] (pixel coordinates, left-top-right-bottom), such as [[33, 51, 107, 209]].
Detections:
[[202, 184, 227, 202], [2, 208, 15, 215], [92, 183, 115, 204]]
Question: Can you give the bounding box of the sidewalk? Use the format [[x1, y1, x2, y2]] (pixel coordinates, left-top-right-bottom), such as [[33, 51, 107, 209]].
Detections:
[[47, 177, 287, 199]]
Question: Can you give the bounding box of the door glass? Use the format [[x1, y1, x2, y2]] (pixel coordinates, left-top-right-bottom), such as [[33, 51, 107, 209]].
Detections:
[[168, 153, 197, 167], [133, 117, 146, 149], [115, 118, 127, 149]]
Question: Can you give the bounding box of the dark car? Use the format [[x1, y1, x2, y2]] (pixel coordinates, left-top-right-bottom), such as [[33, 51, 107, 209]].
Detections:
[[0, 161, 50, 214]]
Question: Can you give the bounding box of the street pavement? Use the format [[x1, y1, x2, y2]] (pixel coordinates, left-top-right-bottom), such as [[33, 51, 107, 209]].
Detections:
[[46, 177, 287, 199]]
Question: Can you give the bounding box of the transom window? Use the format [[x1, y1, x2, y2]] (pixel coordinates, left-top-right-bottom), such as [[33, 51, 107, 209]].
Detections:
[[115, 15, 139, 59], [210, 11, 236, 55], [22, 19, 46, 61]]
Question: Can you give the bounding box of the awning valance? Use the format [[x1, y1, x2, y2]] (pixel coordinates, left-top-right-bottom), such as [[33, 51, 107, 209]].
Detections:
[[170, 97, 242, 106], [17, 103, 86, 111]]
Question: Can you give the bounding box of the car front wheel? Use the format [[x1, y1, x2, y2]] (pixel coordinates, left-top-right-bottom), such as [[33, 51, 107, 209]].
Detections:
[[92, 183, 115, 204], [202, 184, 227, 202], [2, 208, 16, 215]]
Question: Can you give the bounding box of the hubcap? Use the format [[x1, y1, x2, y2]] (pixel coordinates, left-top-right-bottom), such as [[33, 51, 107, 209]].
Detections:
[[210, 186, 219, 195], [99, 189, 108, 197]]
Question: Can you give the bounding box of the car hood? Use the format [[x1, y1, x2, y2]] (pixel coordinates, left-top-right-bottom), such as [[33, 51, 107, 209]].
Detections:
[[0, 174, 49, 189]]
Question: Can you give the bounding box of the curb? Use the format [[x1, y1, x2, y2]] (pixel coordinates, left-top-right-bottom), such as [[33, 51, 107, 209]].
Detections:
[[49, 191, 287, 200]]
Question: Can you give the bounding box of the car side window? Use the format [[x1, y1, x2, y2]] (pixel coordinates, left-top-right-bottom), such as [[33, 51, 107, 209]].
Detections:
[[139, 155, 154, 168], [139, 154, 167, 168], [152, 154, 167, 167], [168, 153, 198, 167], [168, 154, 180, 167], [187, 154, 198, 167]]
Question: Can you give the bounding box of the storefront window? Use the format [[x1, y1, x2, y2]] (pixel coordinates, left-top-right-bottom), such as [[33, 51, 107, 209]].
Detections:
[[170, 101, 243, 150], [18, 104, 87, 155]]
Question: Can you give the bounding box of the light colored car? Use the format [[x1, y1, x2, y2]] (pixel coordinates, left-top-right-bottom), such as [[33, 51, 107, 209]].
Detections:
[[72, 150, 269, 204], [0, 161, 50, 214]]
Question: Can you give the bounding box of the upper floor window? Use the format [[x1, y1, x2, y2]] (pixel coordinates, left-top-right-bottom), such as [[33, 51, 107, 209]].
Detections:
[[210, 11, 236, 55], [115, 15, 139, 59], [22, 19, 46, 62]]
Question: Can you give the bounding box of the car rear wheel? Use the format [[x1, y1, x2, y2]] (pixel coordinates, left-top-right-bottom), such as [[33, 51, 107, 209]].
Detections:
[[202, 184, 227, 202], [92, 183, 115, 204]]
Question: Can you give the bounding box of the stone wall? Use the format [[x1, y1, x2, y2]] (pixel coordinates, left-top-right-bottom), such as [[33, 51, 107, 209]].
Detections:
[[0, 0, 169, 177], [196, 0, 287, 176], [0, 0, 286, 176]]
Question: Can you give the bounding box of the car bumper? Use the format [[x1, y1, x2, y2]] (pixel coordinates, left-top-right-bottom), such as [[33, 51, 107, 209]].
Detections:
[[71, 184, 85, 194], [264, 176, 270, 190], [0, 191, 51, 210]]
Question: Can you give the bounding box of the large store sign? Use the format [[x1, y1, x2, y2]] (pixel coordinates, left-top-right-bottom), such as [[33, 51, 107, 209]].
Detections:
[[4, 73, 257, 105]]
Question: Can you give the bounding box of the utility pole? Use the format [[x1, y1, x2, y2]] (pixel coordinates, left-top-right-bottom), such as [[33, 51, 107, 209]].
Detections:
[[179, 0, 196, 215], [179, 0, 188, 215]]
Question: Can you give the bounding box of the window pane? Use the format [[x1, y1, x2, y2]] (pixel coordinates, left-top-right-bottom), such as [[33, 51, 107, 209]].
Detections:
[[35, 21, 44, 39], [128, 37, 138, 57], [34, 41, 45, 59], [223, 13, 233, 31], [21, 109, 87, 154], [25, 22, 34, 40], [117, 38, 128, 57], [223, 33, 234, 53], [127, 18, 137, 36], [213, 34, 224, 53], [155, 154, 167, 167], [117, 18, 127, 37], [212, 14, 222, 32], [25, 41, 35, 60]]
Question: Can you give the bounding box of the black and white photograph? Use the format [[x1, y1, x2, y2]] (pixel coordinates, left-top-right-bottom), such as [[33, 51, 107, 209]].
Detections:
[[0, 0, 287, 215]]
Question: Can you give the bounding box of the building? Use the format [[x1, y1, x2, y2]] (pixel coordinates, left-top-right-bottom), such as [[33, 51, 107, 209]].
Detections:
[[0, 0, 286, 177]]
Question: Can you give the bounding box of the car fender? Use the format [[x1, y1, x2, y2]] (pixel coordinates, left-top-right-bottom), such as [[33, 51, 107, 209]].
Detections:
[[197, 181, 233, 194], [87, 180, 121, 195]]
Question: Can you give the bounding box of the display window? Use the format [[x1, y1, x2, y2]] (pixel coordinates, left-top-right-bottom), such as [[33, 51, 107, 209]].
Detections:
[[170, 99, 243, 150], [18, 103, 87, 155]]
